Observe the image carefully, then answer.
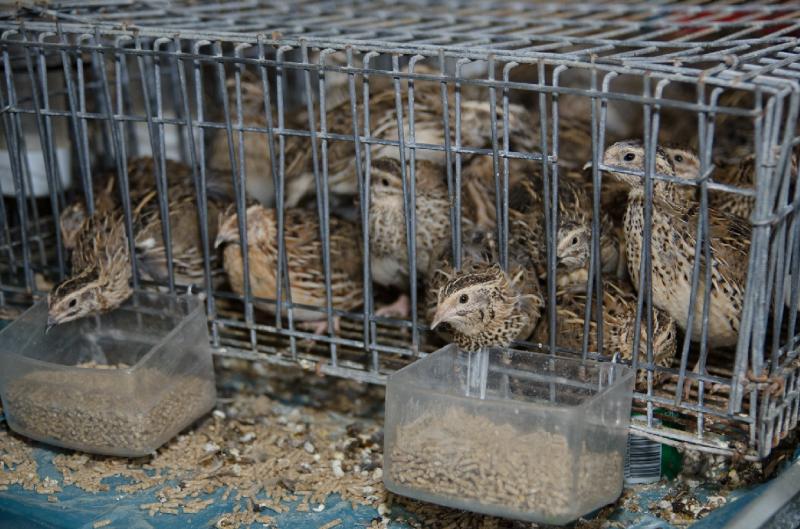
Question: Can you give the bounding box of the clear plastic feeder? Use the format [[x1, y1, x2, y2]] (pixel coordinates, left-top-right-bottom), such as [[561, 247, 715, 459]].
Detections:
[[384, 344, 634, 525], [0, 292, 216, 457]]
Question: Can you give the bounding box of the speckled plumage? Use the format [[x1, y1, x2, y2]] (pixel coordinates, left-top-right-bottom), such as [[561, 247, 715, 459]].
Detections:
[[209, 67, 538, 209], [604, 140, 751, 348], [367, 158, 452, 290], [49, 158, 225, 327], [425, 225, 544, 352], [533, 279, 677, 389], [215, 205, 363, 323], [665, 146, 798, 220]]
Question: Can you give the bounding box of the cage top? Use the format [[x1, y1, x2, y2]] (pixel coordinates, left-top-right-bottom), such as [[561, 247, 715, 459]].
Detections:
[[3, 1, 800, 92]]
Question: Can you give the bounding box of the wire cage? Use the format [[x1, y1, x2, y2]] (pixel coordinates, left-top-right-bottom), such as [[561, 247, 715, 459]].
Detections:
[[1, 1, 799, 460]]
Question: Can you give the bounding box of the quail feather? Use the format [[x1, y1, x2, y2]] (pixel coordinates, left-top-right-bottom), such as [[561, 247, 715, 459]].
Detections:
[[602, 140, 751, 348], [49, 157, 229, 329], [532, 278, 678, 389], [425, 221, 544, 352], [209, 65, 539, 210], [215, 204, 363, 334]]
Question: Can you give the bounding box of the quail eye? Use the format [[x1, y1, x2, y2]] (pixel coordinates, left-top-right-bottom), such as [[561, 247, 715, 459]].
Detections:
[[68, 299, 77, 308], [381, 178, 390, 187], [623, 152, 636, 162], [459, 294, 469, 304], [571, 236, 579, 245], [674, 154, 684, 163]]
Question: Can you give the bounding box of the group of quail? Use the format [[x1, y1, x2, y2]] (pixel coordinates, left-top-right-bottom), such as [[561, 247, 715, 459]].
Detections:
[[46, 68, 794, 391]]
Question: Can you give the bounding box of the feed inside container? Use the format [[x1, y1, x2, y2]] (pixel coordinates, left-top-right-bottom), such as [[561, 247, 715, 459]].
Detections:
[[0, 292, 217, 457], [384, 345, 634, 524]]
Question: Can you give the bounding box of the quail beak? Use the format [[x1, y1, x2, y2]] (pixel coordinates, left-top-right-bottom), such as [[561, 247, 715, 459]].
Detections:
[[582, 161, 593, 172], [430, 304, 453, 330], [214, 231, 234, 250], [45, 316, 57, 335]]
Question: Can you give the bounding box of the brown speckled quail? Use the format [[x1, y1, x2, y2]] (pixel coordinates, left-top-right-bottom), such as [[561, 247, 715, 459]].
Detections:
[[532, 278, 677, 389], [209, 67, 538, 209], [665, 145, 798, 220], [215, 204, 363, 333], [603, 140, 751, 348], [425, 220, 544, 352], [59, 156, 195, 250], [366, 157, 452, 318], [49, 158, 228, 328]]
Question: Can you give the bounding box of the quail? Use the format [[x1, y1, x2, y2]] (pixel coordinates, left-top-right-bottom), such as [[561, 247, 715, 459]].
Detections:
[[59, 157, 206, 249], [215, 204, 363, 334], [210, 66, 538, 209], [425, 220, 544, 352], [602, 140, 750, 348], [555, 210, 623, 288], [48, 158, 227, 329], [532, 278, 678, 389], [366, 157, 452, 318], [665, 145, 798, 220]]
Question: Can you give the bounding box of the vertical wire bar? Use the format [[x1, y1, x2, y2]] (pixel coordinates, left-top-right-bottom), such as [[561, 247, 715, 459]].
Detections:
[[26, 34, 66, 277], [501, 62, 516, 277], [2, 35, 35, 291], [139, 37, 176, 293], [645, 82, 665, 415], [96, 33, 137, 288], [732, 89, 768, 417], [487, 56, 505, 271], [219, 43, 256, 349], [768, 91, 799, 371], [630, 75, 653, 393], [391, 54, 419, 351], [362, 51, 380, 359], [75, 35, 98, 208], [406, 55, 425, 352], [694, 85, 721, 435], [752, 96, 782, 388], [438, 50, 456, 274], [275, 45, 298, 358], [565, 65, 602, 360], [89, 39, 115, 168], [308, 45, 337, 363], [176, 38, 217, 343], [345, 47, 373, 365], [15, 34, 44, 270], [233, 43, 257, 350], [168, 43, 189, 163], [345, 46, 370, 364], [57, 30, 93, 212], [192, 39, 220, 346], [454, 58, 469, 271], [256, 37, 284, 352], [537, 61, 555, 359], [37, 34, 67, 235], [118, 48, 138, 158]]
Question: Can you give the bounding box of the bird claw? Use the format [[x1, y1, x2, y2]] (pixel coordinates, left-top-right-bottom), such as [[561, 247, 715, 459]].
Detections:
[[375, 294, 411, 319]]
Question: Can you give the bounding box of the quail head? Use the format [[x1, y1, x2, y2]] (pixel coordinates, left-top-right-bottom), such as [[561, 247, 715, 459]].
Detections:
[[665, 145, 798, 220], [426, 225, 544, 352], [602, 140, 750, 348], [215, 204, 363, 333]]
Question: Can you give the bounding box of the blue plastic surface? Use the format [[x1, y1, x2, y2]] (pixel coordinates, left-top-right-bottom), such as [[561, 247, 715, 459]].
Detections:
[[1, 415, 791, 529], [0, 315, 793, 528]]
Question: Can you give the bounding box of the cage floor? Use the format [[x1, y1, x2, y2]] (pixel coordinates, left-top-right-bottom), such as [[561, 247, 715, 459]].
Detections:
[[0, 349, 796, 529]]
